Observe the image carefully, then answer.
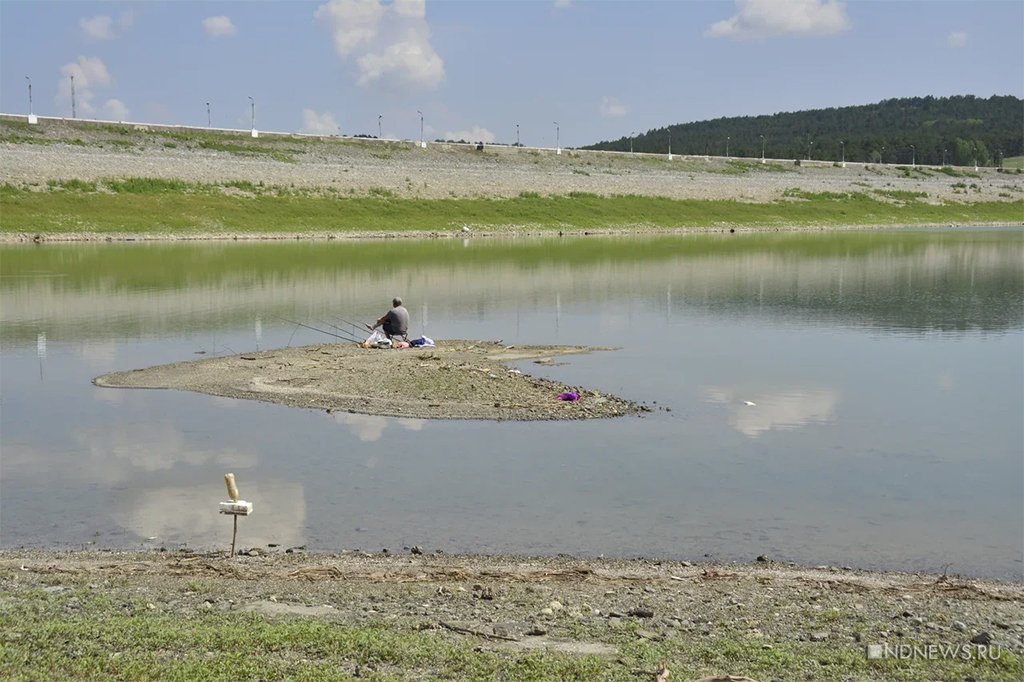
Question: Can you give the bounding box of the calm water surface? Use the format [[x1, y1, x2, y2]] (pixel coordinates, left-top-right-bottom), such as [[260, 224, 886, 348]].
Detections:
[[2, 230, 1022, 578]]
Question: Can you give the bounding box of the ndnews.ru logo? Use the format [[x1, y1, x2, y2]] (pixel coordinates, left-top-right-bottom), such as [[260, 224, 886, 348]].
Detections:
[[866, 643, 1004, 661]]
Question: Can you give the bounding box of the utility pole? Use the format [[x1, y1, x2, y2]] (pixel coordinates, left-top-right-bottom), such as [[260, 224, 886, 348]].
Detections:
[[206, 102, 211, 128], [554, 121, 560, 154], [516, 123, 520, 147], [760, 134, 765, 164], [378, 114, 382, 138], [70, 75, 76, 118]]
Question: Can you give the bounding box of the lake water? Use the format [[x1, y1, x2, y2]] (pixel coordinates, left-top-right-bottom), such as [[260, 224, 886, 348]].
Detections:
[[2, 230, 1022, 579]]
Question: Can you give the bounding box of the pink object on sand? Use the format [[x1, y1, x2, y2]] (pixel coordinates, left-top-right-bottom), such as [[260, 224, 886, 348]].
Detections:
[[557, 392, 579, 401]]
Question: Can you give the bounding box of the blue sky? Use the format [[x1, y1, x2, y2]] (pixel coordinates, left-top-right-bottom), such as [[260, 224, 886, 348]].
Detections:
[[1, 1, 1021, 148]]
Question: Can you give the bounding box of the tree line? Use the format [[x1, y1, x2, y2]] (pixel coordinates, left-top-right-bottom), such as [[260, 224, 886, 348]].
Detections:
[[584, 95, 1023, 167]]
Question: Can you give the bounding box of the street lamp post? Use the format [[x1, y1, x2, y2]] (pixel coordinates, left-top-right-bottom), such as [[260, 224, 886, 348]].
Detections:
[[630, 131, 635, 154], [840, 140, 845, 167], [516, 123, 520, 147], [725, 136, 730, 158], [807, 139, 813, 161], [554, 121, 560, 154], [206, 102, 211, 128], [973, 144, 978, 171], [378, 115, 382, 138], [70, 75, 76, 118], [248, 96, 257, 137], [910, 144, 915, 168], [881, 146, 885, 165], [760, 134, 765, 164], [417, 110, 424, 148], [942, 148, 947, 166], [25, 76, 36, 124]]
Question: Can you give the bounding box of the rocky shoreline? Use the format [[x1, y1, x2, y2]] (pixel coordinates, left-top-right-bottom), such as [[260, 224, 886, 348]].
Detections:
[[2, 548, 1021, 680]]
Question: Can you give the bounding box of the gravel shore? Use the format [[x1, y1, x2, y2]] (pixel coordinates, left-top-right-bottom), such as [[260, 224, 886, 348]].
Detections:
[[4, 117, 1021, 204], [2, 549, 1022, 680], [93, 341, 638, 421]]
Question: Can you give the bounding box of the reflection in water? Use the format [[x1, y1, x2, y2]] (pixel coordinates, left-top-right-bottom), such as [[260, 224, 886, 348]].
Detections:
[[333, 412, 426, 443], [114, 483, 306, 549], [71, 422, 256, 477], [704, 386, 839, 437], [1, 231, 1021, 577], [2, 231, 1021, 347]]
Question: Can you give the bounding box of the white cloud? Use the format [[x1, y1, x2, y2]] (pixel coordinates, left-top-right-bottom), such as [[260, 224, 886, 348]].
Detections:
[[102, 98, 129, 121], [80, 15, 115, 40], [554, 0, 572, 8], [315, 0, 445, 91], [302, 108, 340, 134], [443, 125, 496, 143], [947, 31, 968, 48], [706, 0, 851, 40], [599, 95, 627, 119], [57, 56, 113, 115], [202, 16, 237, 37]]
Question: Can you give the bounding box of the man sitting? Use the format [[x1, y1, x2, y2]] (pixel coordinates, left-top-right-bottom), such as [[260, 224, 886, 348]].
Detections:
[[369, 297, 409, 342]]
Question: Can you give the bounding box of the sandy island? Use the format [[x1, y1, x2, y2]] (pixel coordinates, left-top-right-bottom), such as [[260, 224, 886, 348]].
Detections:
[[94, 340, 638, 421]]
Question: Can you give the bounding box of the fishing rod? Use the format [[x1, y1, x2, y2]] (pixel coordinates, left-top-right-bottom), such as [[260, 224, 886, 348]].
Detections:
[[271, 315, 357, 343], [316, 319, 362, 343], [337, 315, 372, 332]]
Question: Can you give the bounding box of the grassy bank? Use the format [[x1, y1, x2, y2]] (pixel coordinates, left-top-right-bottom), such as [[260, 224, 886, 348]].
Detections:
[[1, 180, 1021, 237], [2, 551, 1021, 681]]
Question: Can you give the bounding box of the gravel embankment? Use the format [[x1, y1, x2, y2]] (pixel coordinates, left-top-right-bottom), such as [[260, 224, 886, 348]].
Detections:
[[3, 118, 1021, 203]]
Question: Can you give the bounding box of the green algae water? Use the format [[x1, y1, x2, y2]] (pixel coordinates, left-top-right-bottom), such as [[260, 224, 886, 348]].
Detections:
[[2, 229, 1021, 578]]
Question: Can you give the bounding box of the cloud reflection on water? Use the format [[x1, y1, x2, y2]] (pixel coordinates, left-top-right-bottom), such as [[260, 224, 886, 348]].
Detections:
[[113, 482, 306, 549], [705, 386, 839, 437], [332, 412, 425, 443]]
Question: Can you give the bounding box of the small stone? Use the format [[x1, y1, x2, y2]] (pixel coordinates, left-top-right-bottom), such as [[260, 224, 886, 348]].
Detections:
[[628, 607, 655, 618], [43, 586, 70, 594], [540, 607, 554, 616], [548, 600, 563, 611], [809, 632, 829, 642], [970, 632, 992, 646], [756, 554, 770, 563], [952, 621, 967, 632], [410, 546, 423, 555], [525, 626, 546, 636], [910, 617, 924, 627]]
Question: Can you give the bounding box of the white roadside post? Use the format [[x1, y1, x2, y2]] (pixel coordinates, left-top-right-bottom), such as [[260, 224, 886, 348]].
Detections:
[[249, 96, 258, 138], [26, 76, 37, 124], [220, 473, 253, 556]]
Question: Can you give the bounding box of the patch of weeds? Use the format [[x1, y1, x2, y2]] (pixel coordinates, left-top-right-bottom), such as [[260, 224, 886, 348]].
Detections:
[[872, 189, 927, 201], [162, 142, 177, 149], [567, 191, 599, 199], [368, 187, 396, 199], [572, 169, 591, 176], [223, 180, 261, 193], [107, 178, 192, 193], [518, 191, 541, 199], [0, 134, 55, 145], [46, 179, 98, 192], [67, 139, 87, 146]]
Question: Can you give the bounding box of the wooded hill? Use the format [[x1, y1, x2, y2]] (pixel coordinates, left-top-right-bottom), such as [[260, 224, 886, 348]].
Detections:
[[585, 95, 1022, 167]]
